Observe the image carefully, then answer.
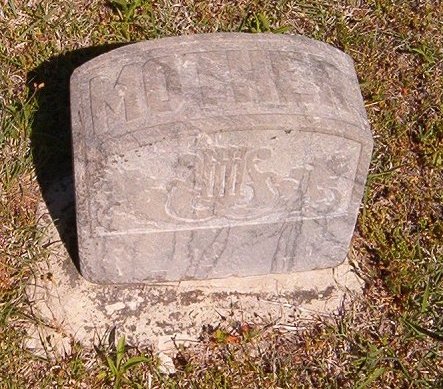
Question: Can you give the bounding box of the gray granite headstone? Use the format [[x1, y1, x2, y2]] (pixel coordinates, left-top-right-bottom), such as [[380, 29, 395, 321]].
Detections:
[[71, 33, 373, 284]]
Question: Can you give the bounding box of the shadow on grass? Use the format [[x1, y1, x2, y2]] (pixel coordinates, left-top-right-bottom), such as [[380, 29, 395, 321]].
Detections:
[[28, 43, 127, 271]]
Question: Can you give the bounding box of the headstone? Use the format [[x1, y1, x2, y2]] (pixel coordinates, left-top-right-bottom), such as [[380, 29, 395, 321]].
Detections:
[[71, 33, 373, 284]]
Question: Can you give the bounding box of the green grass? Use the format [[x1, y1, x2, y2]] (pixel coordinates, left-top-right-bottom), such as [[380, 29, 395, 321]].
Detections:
[[1, 0, 442, 387]]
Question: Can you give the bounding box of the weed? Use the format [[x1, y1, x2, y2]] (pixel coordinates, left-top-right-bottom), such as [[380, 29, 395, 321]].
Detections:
[[97, 335, 150, 389]]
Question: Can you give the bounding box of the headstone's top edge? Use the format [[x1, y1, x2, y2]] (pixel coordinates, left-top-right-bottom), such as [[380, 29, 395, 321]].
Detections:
[[70, 33, 354, 81]]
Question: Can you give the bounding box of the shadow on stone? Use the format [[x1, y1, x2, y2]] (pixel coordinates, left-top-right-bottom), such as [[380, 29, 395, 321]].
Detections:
[[28, 43, 127, 271]]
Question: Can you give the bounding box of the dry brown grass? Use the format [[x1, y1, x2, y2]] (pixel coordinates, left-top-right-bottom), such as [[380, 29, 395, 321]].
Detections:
[[0, 0, 442, 388]]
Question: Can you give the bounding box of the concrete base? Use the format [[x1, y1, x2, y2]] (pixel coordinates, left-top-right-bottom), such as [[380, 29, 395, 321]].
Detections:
[[24, 178, 364, 360]]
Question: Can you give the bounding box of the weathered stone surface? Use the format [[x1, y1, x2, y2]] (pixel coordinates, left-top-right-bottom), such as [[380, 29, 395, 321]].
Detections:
[[71, 33, 373, 284]]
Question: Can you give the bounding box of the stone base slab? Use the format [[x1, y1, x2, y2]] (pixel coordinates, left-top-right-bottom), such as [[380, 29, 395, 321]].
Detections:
[[24, 182, 364, 359]]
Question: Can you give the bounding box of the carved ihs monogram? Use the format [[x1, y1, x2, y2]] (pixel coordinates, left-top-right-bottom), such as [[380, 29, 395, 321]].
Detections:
[[165, 145, 296, 222], [194, 147, 247, 201]]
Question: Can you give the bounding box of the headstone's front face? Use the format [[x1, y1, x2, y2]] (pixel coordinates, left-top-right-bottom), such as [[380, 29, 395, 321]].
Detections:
[[71, 33, 373, 283]]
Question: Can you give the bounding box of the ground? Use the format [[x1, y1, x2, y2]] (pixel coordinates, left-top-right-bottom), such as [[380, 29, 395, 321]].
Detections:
[[0, 0, 442, 388]]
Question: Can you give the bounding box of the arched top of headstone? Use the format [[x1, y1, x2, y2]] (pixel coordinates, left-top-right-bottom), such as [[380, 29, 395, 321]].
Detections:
[[71, 33, 373, 284]]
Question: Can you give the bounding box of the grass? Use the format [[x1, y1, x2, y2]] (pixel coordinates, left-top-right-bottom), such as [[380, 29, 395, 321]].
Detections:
[[0, 0, 442, 387]]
